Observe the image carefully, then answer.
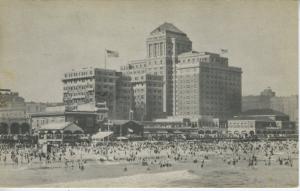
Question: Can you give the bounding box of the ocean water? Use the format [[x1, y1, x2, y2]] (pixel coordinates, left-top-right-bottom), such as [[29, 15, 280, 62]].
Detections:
[[0, 156, 298, 187]]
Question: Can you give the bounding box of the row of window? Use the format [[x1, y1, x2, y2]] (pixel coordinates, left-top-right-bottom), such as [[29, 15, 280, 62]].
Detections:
[[128, 60, 165, 70], [95, 71, 115, 76], [64, 70, 93, 78], [147, 102, 162, 108], [64, 79, 93, 84], [116, 95, 131, 100], [148, 42, 164, 57], [178, 56, 222, 64], [64, 84, 93, 91], [229, 124, 255, 128], [201, 75, 240, 80], [65, 92, 90, 97], [96, 85, 114, 90], [68, 98, 94, 104], [134, 89, 162, 95], [127, 70, 145, 75], [96, 77, 114, 83], [34, 117, 65, 126]]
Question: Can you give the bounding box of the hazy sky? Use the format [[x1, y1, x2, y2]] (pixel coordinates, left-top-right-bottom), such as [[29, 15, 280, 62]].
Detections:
[[0, 0, 298, 102]]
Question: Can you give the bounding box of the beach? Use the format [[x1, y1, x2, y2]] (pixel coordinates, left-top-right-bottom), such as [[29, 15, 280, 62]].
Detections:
[[0, 140, 298, 187]]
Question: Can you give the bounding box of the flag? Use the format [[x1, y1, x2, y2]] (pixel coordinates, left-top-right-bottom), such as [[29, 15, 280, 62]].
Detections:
[[106, 49, 119, 57], [221, 49, 228, 54]]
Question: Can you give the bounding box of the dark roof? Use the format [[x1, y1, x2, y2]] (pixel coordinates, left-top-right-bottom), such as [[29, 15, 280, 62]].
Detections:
[[111, 120, 129, 125], [39, 122, 84, 132], [151, 22, 185, 35], [241, 109, 288, 116], [229, 116, 275, 122], [111, 120, 142, 126], [30, 111, 65, 117]]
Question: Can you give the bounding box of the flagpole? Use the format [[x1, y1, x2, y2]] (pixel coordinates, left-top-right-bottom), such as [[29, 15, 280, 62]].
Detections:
[[104, 49, 107, 70]]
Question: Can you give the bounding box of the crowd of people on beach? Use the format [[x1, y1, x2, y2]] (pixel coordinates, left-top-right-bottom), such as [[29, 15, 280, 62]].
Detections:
[[0, 140, 298, 171]]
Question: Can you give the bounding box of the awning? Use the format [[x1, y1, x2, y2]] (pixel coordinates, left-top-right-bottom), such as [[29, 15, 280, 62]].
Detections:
[[190, 131, 199, 135], [157, 131, 168, 134], [39, 122, 84, 134], [92, 131, 113, 139], [173, 130, 183, 134], [180, 134, 187, 139], [117, 136, 128, 140]]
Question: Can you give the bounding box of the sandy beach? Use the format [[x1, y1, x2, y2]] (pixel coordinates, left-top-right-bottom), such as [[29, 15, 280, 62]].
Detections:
[[0, 145, 297, 188]]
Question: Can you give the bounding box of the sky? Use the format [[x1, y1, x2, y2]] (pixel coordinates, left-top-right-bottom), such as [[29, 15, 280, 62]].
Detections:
[[0, 0, 298, 102]]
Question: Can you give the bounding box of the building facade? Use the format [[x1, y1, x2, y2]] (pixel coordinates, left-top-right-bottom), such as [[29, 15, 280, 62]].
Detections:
[[270, 95, 298, 122], [121, 22, 242, 119], [228, 109, 296, 137], [0, 89, 31, 135], [0, 89, 26, 119], [121, 22, 192, 116], [31, 105, 108, 135], [25, 102, 47, 115], [37, 122, 84, 145], [131, 74, 164, 121], [242, 87, 298, 122], [242, 87, 276, 111], [175, 51, 242, 119], [62, 67, 132, 120]]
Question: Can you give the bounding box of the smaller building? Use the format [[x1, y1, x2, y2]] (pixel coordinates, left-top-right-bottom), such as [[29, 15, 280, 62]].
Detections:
[[228, 117, 268, 137], [152, 115, 219, 128], [242, 87, 298, 122], [38, 122, 84, 144], [63, 68, 132, 120], [0, 89, 31, 137], [31, 103, 109, 135], [0, 89, 26, 119], [25, 102, 47, 115], [228, 109, 296, 138], [242, 87, 276, 112], [141, 115, 223, 140], [102, 120, 144, 138]]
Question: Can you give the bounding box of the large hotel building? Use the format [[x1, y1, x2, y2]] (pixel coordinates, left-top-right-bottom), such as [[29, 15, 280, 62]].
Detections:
[[175, 51, 241, 119], [121, 23, 192, 117], [121, 22, 242, 120], [62, 23, 242, 121], [62, 68, 132, 120], [131, 74, 164, 121]]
